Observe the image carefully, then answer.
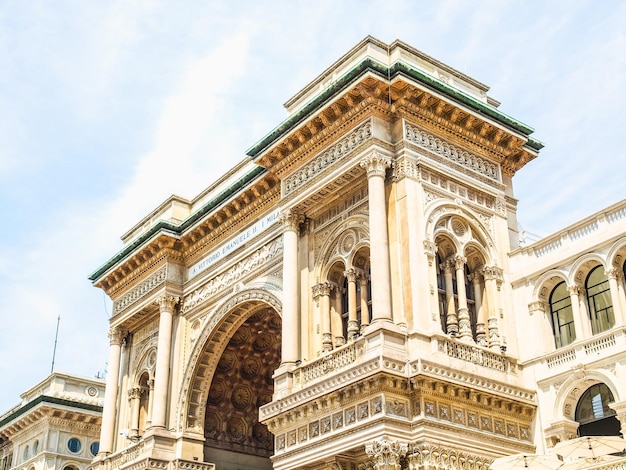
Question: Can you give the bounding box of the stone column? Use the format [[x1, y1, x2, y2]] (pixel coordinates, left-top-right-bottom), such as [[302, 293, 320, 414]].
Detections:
[[98, 327, 125, 456], [146, 378, 155, 428], [359, 274, 370, 330], [567, 284, 586, 340], [151, 294, 178, 429], [471, 271, 486, 346], [607, 268, 626, 326], [365, 439, 408, 470], [331, 286, 345, 347], [442, 259, 458, 336], [345, 269, 359, 340], [280, 209, 302, 365], [360, 152, 392, 322], [455, 256, 473, 342], [483, 266, 503, 351], [128, 387, 142, 439]]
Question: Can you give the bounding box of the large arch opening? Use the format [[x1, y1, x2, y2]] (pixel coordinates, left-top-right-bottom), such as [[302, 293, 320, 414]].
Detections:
[[576, 383, 621, 437], [203, 305, 282, 469]]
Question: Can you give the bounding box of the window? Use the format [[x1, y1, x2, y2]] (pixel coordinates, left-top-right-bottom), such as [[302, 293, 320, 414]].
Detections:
[[586, 266, 614, 334], [32, 440, 39, 455], [90, 442, 100, 456], [67, 438, 81, 454], [23, 446, 29, 462], [575, 383, 620, 436], [549, 282, 576, 348]]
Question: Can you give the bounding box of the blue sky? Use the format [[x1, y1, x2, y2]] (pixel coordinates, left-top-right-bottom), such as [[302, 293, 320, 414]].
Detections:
[[0, 1, 624, 411]]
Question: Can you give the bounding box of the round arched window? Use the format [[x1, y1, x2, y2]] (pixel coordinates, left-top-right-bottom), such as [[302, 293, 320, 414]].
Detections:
[[67, 437, 82, 453], [32, 440, 39, 455], [575, 383, 620, 436], [23, 446, 29, 461]]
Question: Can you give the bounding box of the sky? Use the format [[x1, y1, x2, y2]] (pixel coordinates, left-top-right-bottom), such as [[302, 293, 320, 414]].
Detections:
[[0, 0, 624, 411]]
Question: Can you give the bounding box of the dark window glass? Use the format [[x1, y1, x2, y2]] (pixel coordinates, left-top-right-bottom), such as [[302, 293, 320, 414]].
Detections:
[[67, 438, 81, 453], [549, 282, 575, 348], [586, 266, 614, 334]]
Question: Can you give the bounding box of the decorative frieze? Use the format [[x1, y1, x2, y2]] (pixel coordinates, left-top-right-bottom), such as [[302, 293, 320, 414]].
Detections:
[[181, 238, 283, 313], [283, 120, 372, 195], [113, 266, 167, 315], [405, 121, 500, 181]]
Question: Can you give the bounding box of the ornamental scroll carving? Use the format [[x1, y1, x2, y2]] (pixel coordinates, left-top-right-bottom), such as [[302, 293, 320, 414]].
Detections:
[[113, 266, 167, 315], [181, 238, 283, 313], [365, 439, 407, 470], [405, 122, 499, 181], [283, 120, 372, 195]]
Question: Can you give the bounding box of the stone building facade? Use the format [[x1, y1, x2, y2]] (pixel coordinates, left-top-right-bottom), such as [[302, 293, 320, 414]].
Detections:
[[0, 373, 105, 470], [88, 37, 626, 469]]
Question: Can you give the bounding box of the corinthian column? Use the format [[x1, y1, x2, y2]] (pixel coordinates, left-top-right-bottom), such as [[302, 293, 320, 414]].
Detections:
[[442, 259, 457, 336], [455, 256, 472, 342], [365, 439, 408, 470], [98, 327, 125, 456], [280, 209, 302, 365], [607, 268, 626, 326], [360, 152, 392, 322], [345, 269, 359, 340], [151, 294, 178, 429]]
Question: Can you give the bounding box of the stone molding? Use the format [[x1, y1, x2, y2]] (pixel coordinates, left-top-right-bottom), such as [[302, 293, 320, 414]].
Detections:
[[283, 120, 372, 195], [181, 237, 283, 314], [405, 121, 499, 181], [114, 266, 167, 315]]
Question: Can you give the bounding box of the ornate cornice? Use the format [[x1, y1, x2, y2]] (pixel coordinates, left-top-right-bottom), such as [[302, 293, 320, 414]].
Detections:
[[181, 237, 283, 314], [283, 120, 372, 196], [404, 121, 500, 181]]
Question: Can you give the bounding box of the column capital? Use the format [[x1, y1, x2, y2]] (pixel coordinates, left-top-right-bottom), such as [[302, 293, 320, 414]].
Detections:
[[567, 284, 583, 297], [108, 327, 126, 346], [128, 387, 143, 400], [606, 267, 621, 281], [359, 151, 392, 178], [365, 439, 407, 470], [423, 240, 437, 258], [279, 208, 304, 232], [155, 294, 180, 312], [482, 266, 504, 282], [528, 300, 549, 315], [454, 255, 467, 270], [344, 268, 357, 282]]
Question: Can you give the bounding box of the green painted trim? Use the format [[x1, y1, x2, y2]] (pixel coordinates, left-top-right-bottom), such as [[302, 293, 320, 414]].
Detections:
[[88, 165, 267, 282], [0, 396, 102, 428], [246, 57, 538, 159]]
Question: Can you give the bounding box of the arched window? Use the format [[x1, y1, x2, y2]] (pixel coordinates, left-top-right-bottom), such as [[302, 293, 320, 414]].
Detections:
[[586, 266, 615, 335], [549, 282, 575, 348], [575, 383, 620, 437], [138, 373, 150, 435]]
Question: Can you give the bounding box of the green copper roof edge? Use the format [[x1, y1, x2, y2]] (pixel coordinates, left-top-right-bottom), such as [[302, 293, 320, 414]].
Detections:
[[247, 58, 537, 159], [526, 136, 545, 151], [0, 396, 102, 429], [88, 165, 267, 282]]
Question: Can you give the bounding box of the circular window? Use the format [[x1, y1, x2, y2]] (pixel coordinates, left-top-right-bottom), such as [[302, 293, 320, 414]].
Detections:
[[67, 438, 81, 453], [90, 442, 100, 456]]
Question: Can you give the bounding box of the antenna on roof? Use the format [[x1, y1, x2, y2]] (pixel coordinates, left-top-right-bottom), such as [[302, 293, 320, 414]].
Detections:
[[51, 315, 60, 373]]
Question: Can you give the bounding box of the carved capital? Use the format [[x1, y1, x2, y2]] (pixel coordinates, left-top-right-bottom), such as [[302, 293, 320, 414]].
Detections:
[[454, 255, 467, 270], [528, 300, 548, 315], [360, 152, 391, 178], [279, 208, 304, 232], [128, 387, 143, 400], [423, 240, 437, 263], [365, 439, 407, 470], [567, 284, 583, 297], [108, 327, 126, 346], [155, 294, 180, 312], [344, 268, 357, 283], [606, 267, 621, 281], [482, 266, 503, 282]]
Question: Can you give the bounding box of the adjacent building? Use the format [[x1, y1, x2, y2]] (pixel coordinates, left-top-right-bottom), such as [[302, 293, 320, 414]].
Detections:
[[87, 37, 626, 470], [0, 373, 105, 470]]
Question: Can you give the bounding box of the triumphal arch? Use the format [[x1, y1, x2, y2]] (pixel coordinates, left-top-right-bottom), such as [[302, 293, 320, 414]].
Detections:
[[89, 37, 542, 470]]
